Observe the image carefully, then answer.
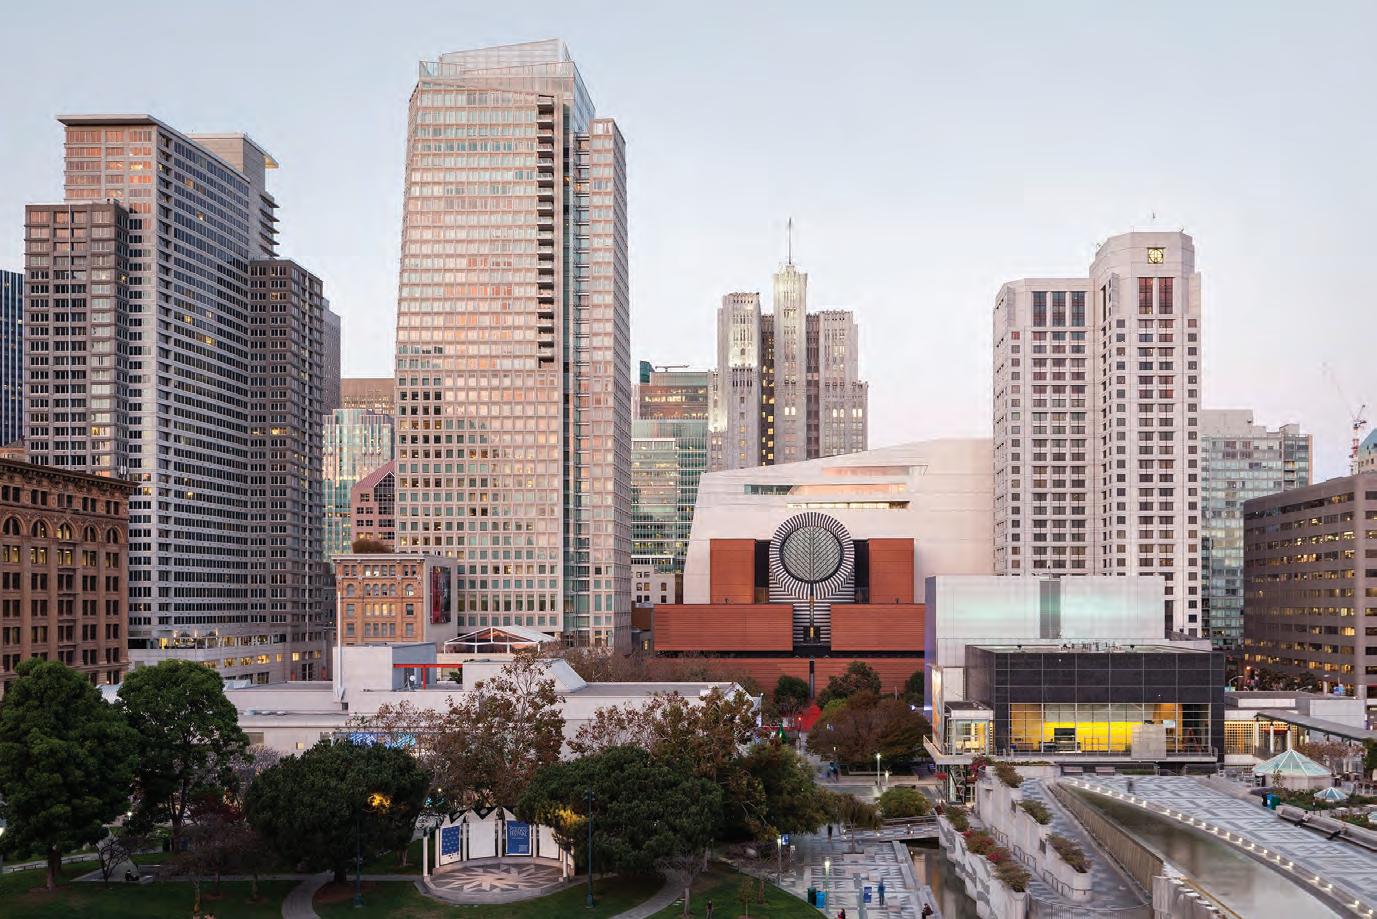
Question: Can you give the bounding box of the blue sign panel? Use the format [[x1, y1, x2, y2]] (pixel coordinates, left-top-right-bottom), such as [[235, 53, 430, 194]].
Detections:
[[506, 820, 532, 856], [440, 826, 461, 857], [863, 886, 872, 904]]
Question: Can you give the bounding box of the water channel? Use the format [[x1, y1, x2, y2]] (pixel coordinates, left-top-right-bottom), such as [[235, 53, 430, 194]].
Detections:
[[1081, 794, 1341, 919], [909, 839, 982, 919]]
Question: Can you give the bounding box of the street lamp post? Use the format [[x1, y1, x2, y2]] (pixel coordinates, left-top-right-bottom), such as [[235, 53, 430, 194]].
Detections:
[[875, 752, 882, 788], [585, 789, 596, 908], [824, 856, 831, 893], [355, 792, 391, 909], [776, 834, 783, 884]]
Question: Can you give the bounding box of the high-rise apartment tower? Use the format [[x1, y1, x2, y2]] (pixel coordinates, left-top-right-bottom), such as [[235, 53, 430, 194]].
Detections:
[[393, 40, 630, 647], [994, 231, 1204, 636], [632, 364, 709, 573], [23, 115, 328, 681]]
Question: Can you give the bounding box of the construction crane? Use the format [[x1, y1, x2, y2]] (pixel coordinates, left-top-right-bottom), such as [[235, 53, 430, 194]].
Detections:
[[1324, 364, 1368, 474]]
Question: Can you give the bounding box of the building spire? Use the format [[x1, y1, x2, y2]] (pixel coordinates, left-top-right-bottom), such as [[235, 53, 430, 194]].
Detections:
[[786, 217, 793, 265]]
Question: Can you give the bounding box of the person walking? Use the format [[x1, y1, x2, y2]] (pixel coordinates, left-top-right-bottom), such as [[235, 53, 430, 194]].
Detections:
[[827, 823, 833, 841], [878, 879, 886, 905], [705, 898, 714, 919], [922, 903, 934, 917]]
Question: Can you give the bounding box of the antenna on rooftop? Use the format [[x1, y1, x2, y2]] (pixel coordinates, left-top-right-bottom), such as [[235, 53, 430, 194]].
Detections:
[[786, 217, 793, 265]]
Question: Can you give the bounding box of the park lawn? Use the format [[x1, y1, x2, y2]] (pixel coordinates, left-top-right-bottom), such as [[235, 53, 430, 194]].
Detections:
[[0, 867, 293, 918], [359, 837, 424, 874], [649, 865, 818, 919], [314, 873, 662, 917]]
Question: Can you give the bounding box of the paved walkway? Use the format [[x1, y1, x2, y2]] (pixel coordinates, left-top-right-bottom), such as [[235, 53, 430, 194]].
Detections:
[[607, 876, 680, 919], [786, 831, 938, 918], [1065, 775, 1377, 913], [281, 872, 329, 919]]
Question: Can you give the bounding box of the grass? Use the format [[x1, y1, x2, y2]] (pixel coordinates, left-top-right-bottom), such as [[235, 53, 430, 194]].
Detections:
[[0, 866, 293, 918], [647, 865, 818, 918], [359, 838, 424, 875], [314, 873, 663, 917]]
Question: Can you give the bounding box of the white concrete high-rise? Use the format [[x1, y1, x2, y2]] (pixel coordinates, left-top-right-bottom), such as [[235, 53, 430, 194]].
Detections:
[[393, 40, 630, 648], [994, 231, 1204, 636]]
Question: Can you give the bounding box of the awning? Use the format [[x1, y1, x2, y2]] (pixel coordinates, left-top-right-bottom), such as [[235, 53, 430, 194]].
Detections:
[[1255, 709, 1377, 744]]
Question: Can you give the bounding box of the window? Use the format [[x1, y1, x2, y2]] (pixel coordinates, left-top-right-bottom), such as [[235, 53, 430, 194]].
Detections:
[[1032, 292, 1047, 326], [1158, 277, 1174, 314], [1138, 278, 1153, 314]]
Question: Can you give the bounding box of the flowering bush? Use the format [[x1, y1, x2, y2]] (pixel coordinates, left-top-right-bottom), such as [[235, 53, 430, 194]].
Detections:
[[1047, 833, 1090, 873], [1019, 799, 1052, 824], [945, 804, 969, 832], [964, 830, 997, 855]]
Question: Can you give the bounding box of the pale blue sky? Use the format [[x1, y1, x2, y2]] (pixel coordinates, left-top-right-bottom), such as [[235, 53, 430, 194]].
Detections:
[[0, 0, 1371, 478]]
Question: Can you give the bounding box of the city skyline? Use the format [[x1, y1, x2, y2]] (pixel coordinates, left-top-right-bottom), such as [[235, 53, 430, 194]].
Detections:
[[0, 1, 1369, 482]]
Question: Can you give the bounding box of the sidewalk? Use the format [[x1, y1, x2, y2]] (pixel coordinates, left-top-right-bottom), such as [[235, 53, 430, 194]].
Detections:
[[786, 829, 937, 918]]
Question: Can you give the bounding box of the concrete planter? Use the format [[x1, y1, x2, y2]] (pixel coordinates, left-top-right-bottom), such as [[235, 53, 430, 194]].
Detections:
[[978, 776, 1093, 901], [936, 815, 1031, 919]]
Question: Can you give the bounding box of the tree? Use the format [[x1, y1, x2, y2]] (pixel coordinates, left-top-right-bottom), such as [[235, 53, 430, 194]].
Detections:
[[165, 796, 256, 903], [876, 786, 932, 819], [817, 661, 882, 707], [0, 660, 139, 890], [517, 745, 721, 915], [826, 791, 880, 853], [428, 654, 565, 809], [729, 741, 832, 841], [351, 537, 392, 553], [806, 693, 930, 766], [772, 676, 810, 721], [117, 660, 248, 849], [901, 669, 924, 706], [96, 828, 148, 887], [244, 739, 429, 883]]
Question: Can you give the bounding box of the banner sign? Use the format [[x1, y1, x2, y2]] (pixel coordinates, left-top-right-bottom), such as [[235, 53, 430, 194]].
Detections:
[[506, 820, 532, 856], [439, 825, 462, 865]]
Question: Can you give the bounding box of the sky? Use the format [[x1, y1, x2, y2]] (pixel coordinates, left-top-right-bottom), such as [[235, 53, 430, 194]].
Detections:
[[0, 0, 1372, 479]]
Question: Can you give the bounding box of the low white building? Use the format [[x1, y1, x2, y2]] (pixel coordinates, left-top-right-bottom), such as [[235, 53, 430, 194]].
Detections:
[[228, 642, 741, 755]]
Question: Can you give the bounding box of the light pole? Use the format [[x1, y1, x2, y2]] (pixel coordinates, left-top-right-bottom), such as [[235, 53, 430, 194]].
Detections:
[[355, 792, 391, 909], [585, 789, 596, 908], [824, 856, 831, 894], [875, 752, 882, 789], [776, 834, 783, 884]]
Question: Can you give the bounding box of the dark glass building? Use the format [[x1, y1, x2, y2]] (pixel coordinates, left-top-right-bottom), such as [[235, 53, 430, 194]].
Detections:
[[965, 644, 1225, 760]]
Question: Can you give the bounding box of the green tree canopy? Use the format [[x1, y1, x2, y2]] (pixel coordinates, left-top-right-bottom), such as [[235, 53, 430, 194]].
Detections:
[[244, 739, 429, 883], [806, 693, 931, 766], [817, 661, 882, 707], [516, 744, 722, 877], [117, 659, 247, 846], [876, 786, 933, 819], [772, 675, 810, 719], [729, 740, 832, 841], [0, 660, 139, 889], [901, 669, 924, 706]]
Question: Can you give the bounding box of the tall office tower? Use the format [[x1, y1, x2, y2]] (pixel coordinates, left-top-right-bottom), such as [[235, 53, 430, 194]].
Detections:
[[24, 115, 327, 682], [322, 309, 342, 413], [1242, 471, 1377, 699], [1359, 430, 1377, 473], [0, 270, 21, 448], [248, 261, 329, 680], [709, 292, 763, 470], [708, 257, 867, 473], [394, 40, 631, 647], [632, 365, 709, 573], [1199, 410, 1310, 651], [322, 408, 394, 558], [341, 377, 395, 413], [993, 231, 1204, 636]]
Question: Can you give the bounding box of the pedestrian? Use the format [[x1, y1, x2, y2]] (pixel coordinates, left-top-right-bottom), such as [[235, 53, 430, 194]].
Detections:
[[922, 904, 934, 918], [878, 879, 886, 905], [705, 898, 714, 919], [837, 909, 847, 919], [827, 823, 833, 841]]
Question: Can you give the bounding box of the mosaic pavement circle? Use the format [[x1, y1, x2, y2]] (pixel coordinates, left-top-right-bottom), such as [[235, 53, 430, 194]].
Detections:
[[430, 860, 565, 893]]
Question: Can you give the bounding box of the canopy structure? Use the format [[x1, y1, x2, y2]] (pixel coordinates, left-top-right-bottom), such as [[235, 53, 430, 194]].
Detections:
[[1314, 786, 1350, 802], [1252, 749, 1330, 777], [443, 625, 556, 656], [1253, 749, 1332, 789]]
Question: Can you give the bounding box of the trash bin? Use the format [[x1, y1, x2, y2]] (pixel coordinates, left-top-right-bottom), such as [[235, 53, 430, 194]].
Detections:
[[807, 886, 817, 906]]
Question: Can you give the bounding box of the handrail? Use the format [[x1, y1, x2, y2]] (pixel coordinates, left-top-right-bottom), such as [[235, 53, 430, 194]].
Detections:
[[1049, 782, 1162, 894]]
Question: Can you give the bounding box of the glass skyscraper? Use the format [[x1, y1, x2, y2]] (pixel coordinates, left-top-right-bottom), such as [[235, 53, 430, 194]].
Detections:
[[633, 365, 709, 573], [393, 40, 630, 647], [0, 269, 21, 448], [1200, 409, 1311, 650], [323, 408, 394, 558]]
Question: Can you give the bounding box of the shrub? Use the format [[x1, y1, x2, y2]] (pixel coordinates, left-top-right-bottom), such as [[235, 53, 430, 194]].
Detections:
[[995, 860, 1031, 892], [1019, 800, 1051, 825], [878, 786, 933, 819], [963, 829, 997, 856], [945, 804, 969, 832], [992, 761, 1023, 789], [1047, 833, 1089, 873]]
